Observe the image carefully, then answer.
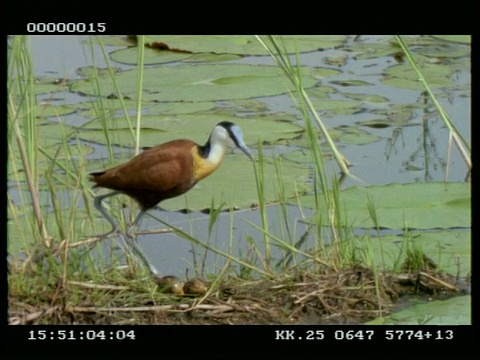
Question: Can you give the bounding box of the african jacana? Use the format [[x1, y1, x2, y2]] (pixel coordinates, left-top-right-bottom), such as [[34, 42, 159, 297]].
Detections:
[[90, 121, 254, 276]]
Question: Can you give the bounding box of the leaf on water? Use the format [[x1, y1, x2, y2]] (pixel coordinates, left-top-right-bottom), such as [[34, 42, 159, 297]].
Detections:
[[310, 99, 363, 111], [161, 155, 311, 211], [342, 92, 389, 103], [365, 230, 470, 276], [298, 182, 471, 229], [183, 53, 242, 63], [110, 47, 193, 65], [35, 103, 78, 119], [329, 126, 380, 145], [33, 77, 71, 94], [381, 63, 454, 91], [70, 64, 340, 102], [331, 79, 374, 87], [367, 295, 470, 325], [143, 35, 348, 55], [80, 113, 303, 148], [282, 149, 333, 164], [430, 35, 471, 45]]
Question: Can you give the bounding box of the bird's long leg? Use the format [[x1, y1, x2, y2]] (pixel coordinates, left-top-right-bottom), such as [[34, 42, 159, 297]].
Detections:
[[94, 192, 161, 278], [126, 209, 146, 238], [93, 190, 122, 237], [118, 232, 161, 279]]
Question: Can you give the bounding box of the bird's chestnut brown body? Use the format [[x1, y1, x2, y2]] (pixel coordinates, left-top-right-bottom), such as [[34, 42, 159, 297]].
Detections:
[[90, 139, 221, 210]]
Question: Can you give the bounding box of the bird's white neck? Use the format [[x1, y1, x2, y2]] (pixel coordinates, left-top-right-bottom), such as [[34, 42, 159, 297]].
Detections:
[[203, 126, 233, 165]]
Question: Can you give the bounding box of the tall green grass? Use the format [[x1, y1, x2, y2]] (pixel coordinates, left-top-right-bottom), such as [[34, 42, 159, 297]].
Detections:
[[7, 35, 155, 307]]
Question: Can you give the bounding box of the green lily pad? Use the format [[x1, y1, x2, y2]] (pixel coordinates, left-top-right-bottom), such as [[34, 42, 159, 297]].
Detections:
[[183, 53, 242, 63], [359, 230, 470, 276], [297, 182, 471, 229], [289, 124, 379, 149], [369, 104, 418, 123], [342, 92, 389, 103], [161, 155, 310, 211], [310, 99, 363, 111], [92, 35, 133, 47], [71, 64, 340, 102], [306, 86, 337, 99], [367, 295, 471, 325], [330, 126, 380, 145], [111, 47, 193, 65], [35, 103, 78, 119], [324, 55, 348, 67], [80, 98, 216, 119], [430, 35, 471, 45], [143, 35, 348, 55], [310, 99, 363, 117], [416, 44, 471, 59], [358, 118, 419, 129], [331, 79, 373, 87], [349, 41, 399, 60], [381, 63, 454, 91], [282, 148, 333, 164], [33, 77, 71, 94], [80, 113, 303, 148]]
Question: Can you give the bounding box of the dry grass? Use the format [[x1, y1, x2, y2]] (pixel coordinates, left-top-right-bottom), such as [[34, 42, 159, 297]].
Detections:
[[9, 259, 465, 325]]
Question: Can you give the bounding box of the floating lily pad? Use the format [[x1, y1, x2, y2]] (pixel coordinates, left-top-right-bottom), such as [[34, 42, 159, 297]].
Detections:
[[80, 113, 303, 149], [161, 155, 311, 211], [35, 103, 79, 119], [111, 47, 193, 65], [331, 79, 373, 87], [282, 148, 333, 164], [183, 53, 242, 63], [306, 86, 337, 99], [342, 92, 389, 103], [430, 35, 471, 45], [329, 126, 380, 145], [416, 44, 471, 59], [369, 105, 417, 123], [361, 230, 470, 276], [349, 41, 399, 60], [288, 124, 379, 149], [381, 63, 454, 91], [76, 66, 121, 78], [80, 98, 216, 120], [71, 64, 340, 102], [309, 99, 364, 117], [92, 35, 133, 47], [358, 119, 399, 129], [367, 295, 471, 325], [33, 77, 71, 94], [324, 55, 347, 66], [143, 35, 348, 55], [297, 182, 471, 229]]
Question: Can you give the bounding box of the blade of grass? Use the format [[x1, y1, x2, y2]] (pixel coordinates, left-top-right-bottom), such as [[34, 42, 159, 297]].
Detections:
[[134, 35, 145, 156]]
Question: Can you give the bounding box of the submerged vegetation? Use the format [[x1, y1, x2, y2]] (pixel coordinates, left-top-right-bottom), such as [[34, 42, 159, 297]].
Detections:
[[8, 35, 470, 325]]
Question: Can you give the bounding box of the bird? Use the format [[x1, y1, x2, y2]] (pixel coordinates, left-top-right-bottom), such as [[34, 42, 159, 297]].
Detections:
[[90, 121, 254, 277]]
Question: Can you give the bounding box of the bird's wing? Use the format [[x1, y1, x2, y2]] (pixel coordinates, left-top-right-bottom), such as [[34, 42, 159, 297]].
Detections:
[[92, 140, 196, 192]]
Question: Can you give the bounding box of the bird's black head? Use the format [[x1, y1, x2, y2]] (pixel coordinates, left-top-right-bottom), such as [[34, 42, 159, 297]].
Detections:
[[213, 121, 254, 160]]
